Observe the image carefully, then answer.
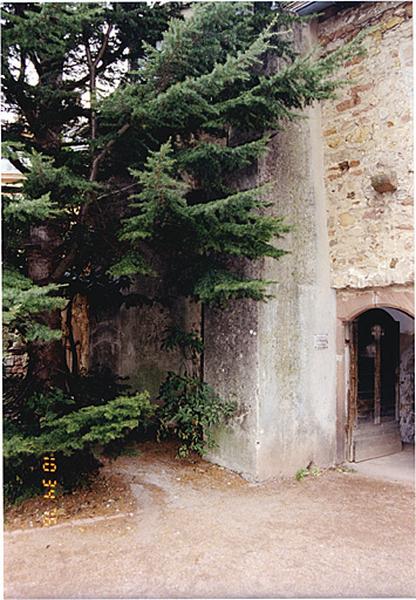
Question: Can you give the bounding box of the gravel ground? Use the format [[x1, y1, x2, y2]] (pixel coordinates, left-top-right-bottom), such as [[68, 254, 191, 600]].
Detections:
[[5, 471, 135, 531], [4, 441, 415, 599]]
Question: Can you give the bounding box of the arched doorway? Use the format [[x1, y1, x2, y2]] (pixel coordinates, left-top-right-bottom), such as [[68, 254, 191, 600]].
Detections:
[[347, 307, 414, 462]]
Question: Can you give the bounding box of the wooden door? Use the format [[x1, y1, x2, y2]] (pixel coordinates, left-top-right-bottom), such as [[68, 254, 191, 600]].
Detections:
[[346, 321, 358, 462]]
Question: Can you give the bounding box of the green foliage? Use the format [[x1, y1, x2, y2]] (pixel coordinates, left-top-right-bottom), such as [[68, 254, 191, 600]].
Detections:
[[3, 446, 100, 507], [295, 464, 322, 481], [3, 192, 62, 223], [3, 2, 364, 303], [3, 1, 364, 342], [295, 468, 309, 481], [2, 1, 183, 311], [4, 392, 154, 458], [194, 270, 275, 306], [157, 326, 235, 457], [22, 151, 97, 210], [120, 141, 188, 244], [3, 269, 66, 343], [115, 141, 289, 304], [157, 372, 236, 458], [2, 2, 184, 503], [335, 465, 355, 474], [140, 3, 280, 92], [24, 389, 76, 426], [177, 136, 269, 194], [107, 254, 154, 278], [3, 371, 154, 503], [162, 325, 204, 357]]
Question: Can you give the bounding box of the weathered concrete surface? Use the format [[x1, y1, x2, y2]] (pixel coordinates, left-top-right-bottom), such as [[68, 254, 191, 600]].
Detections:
[[255, 98, 337, 479], [4, 443, 415, 599], [203, 296, 260, 476], [205, 23, 337, 480], [90, 285, 201, 397]]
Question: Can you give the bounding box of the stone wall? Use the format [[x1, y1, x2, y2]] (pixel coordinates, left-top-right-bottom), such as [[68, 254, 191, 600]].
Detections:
[[3, 345, 29, 379], [384, 308, 414, 442], [319, 1, 413, 289], [400, 333, 415, 443]]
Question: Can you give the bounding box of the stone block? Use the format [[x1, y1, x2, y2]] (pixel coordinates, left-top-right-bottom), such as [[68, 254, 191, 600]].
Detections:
[[327, 137, 341, 149], [371, 171, 398, 193], [336, 96, 360, 113], [380, 16, 404, 33], [338, 212, 355, 227], [323, 127, 337, 137], [346, 126, 370, 144]]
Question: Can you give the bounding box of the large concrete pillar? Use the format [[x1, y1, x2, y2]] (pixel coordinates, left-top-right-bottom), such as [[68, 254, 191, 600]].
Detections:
[[204, 23, 337, 480]]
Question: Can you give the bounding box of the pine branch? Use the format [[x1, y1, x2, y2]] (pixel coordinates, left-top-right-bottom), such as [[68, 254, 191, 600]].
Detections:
[[94, 22, 113, 68], [89, 122, 130, 181]]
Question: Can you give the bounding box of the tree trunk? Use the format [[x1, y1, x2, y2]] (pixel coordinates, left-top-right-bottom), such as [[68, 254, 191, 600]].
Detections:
[[26, 223, 68, 390], [62, 293, 90, 376]]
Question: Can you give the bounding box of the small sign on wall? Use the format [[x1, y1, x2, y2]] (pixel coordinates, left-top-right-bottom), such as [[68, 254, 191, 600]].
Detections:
[[314, 334, 329, 349]]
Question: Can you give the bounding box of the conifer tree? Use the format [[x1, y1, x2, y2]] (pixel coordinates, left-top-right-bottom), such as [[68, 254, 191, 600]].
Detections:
[[2, 2, 182, 500], [2, 1, 182, 386]]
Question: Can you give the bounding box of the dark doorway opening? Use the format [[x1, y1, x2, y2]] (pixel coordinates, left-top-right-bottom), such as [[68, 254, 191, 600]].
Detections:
[[348, 307, 414, 462], [356, 308, 399, 424]]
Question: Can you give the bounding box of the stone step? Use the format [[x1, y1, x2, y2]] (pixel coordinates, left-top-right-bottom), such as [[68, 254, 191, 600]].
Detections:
[[355, 420, 399, 438], [358, 416, 397, 426], [353, 433, 402, 462]]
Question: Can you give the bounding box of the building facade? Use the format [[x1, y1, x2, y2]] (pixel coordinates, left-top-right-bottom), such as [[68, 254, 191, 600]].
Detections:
[[85, 1, 414, 480], [204, 0, 414, 479]]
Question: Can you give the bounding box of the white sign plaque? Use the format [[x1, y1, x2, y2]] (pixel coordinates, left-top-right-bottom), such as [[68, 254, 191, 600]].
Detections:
[[314, 334, 328, 349]]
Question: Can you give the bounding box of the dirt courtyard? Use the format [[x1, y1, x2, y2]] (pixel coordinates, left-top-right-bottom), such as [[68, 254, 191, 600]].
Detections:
[[4, 442, 415, 599]]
